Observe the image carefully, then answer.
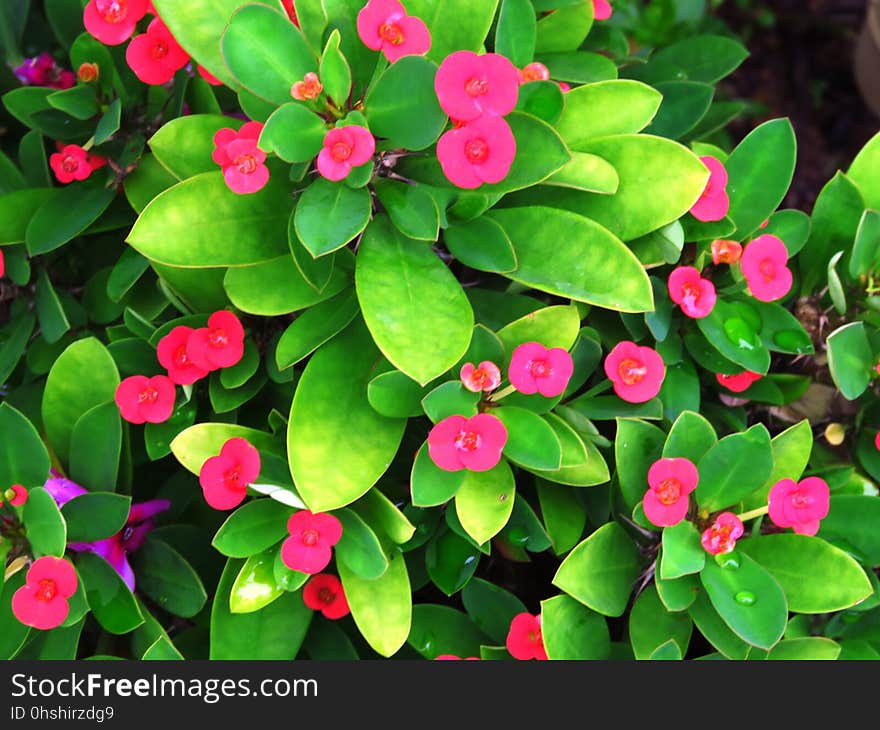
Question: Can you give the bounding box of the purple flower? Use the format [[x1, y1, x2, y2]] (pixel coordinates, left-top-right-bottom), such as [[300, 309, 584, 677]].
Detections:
[[43, 470, 170, 591], [14, 53, 75, 89]]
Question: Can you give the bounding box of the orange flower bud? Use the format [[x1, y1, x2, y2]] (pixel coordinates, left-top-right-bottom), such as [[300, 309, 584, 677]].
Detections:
[[710, 239, 743, 265], [77, 62, 99, 83]]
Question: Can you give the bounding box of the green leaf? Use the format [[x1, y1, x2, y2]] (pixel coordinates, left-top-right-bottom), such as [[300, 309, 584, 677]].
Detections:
[[663, 410, 717, 463], [93, 98, 121, 145], [454, 461, 516, 544], [614, 418, 666, 511], [128, 172, 291, 267], [410, 445, 466, 507], [0, 572, 30, 659], [516, 79, 564, 125], [544, 152, 619, 193], [34, 268, 70, 344], [365, 55, 447, 151], [356, 215, 473, 385], [849, 209, 880, 278], [406, 0, 499, 63], [724, 118, 797, 238], [221, 3, 316, 105], [335, 508, 389, 580], [26, 177, 116, 255], [762, 208, 811, 256], [372, 179, 439, 242], [695, 299, 771, 375], [131, 538, 207, 618], [210, 558, 313, 659], [848, 129, 880, 209], [294, 178, 372, 257], [818, 495, 880, 565], [556, 81, 662, 148], [68, 401, 121, 492], [530, 414, 609, 486], [229, 547, 284, 614], [77, 552, 144, 634], [407, 604, 487, 659], [259, 103, 327, 163], [338, 549, 411, 657], [534, 1, 593, 52], [42, 338, 120, 465], [0, 403, 50, 490], [170, 422, 282, 475], [212, 500, 295, 558], [23, 487, 67, 558], [123, 154, 178, 213], [644, 81, 714, 140], [827, 322, 873, 400], [489, 206, 652, 311], [738, 535, 871, 614], [629, 584, 692, 659], [766, 637, 841, 660], [494, 407, 561, 470], [537, 480, 586, 555], [142, 637, 184, 660], [495, 0, 536, 66], [366, 369, 428, 418], [61, 493, 130, 543], [700, 553, 788, 650], [497, 304, 581, 354], [655, 562, 700, 612], [319, 29, 352, 105], [427, 527, 481, 593], [0, 188, 55, 244], [288, 319, 406, 512], [443, 216, 516, 273], [541, 593, 611, 660], [553, 522, 641, 617], [275, 288, 359, 369], [695, 423, 773, 511], [660, 521, 706, 579], [462, 577, 527, 644], [534, 51, 618, 83], [150, 114, 243, 179], [636, 35, 748, 84], [688, 591, 750, 659]]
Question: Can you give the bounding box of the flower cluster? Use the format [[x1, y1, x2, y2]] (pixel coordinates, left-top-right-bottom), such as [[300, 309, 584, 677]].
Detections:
[[116, 310, 245, 424], [14, 53, 74, 89], [357, 0, 430, 63]]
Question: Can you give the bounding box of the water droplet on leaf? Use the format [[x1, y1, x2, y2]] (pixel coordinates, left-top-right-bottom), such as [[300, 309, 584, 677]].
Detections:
[[735, 591, 757, 606], [715, 551, 740, 569], [772, 329, 809, 353], [723, 318, 759, 351]]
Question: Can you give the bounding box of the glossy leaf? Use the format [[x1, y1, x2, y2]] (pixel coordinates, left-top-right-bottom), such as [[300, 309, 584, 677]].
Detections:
[[149, 114, 243, 179], [696, 423, 773, 511], [541, 594, 611, 660], [462, 577, 527, 644], [0, 403, 50, 490], [212, 500, 294, 558], [660, 521, 706, 580], [407, 604, 487, 659], [295, 178, 372, 257], [131, 538, 207, 618], [827, 322, 873, 400], [61, 493, 130, 543], [629, 585, 693, 659], [23, 487, 67, 558], [410, 445, 466, 507], [77, 552, 144, 635], [454, 461, 516, 544]]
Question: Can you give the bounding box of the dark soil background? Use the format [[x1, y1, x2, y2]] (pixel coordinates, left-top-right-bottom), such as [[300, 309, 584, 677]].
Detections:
[[718, 0, 880, 212]]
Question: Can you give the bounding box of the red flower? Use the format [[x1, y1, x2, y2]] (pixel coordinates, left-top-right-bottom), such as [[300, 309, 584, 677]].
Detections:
[[436, 115, 516, 189], [701, 512, 744, 555], [690, 156, 730, 222], [427, 413, 508, 472], [740, 234, 793, 302], [715, 371, 762, 393], [2, 484, 29, 507], [212, 121, 270, 193], [604, 341, 666, 403], [83, 0, 150, 46], [156, 326, 209, 385], [875, 431, 880, 451], [11, 557, 78, 630], [291, 72, 323, 101], [126, 18, 190, 85], [767, 477, 830, 536], [115, 374, 176, 424], [434, 50, 520, 122], [643, 457, 698, 527], [506, 613, 548, 660], [667, 266, 716, 319], [49, 145, 93, 184], [302, 573, 350, 619], [197, 65, 223, 86], [508, 342, 574, 397], [0, 248, 4, 279], [281, 510, 343, 574], [213, 122, 264, 167], [518, 62, 550, 84], [186, 310, 245, 372], [711, 239, 743, 265], [593, 0, 613, 20], [357, 0, 431, 63], [198, 437, 261, 511], [435, 654, 480, 660], [316, 126, 376, 182], [460, 361, 501, 393]]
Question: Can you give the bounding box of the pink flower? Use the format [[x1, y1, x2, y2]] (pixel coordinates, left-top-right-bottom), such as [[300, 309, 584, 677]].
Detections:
[[156, 326, 209, 385], [213, 123, 270, 193], [185, 310, 246, 372], [436, 115, 516, 189], [0, 248, 4, 279], [460, 361, 502, 393], [767, 477, 830, 536], [427, 413, 508, 472], [434, 50, 520, 122], [875, 432, 880, 451], [604, 341, 666, 403], [690, 156, 730, 222], [1, 484, 29, 507], [14, 53, 75, 89], [12, 557, 78, 630], [716, 371, 762, 393], [126, 18, 190, 85], [701, 512, 744, 555], [198, 437, 261, 511], [643, 457, 698, 527], [518, 62, 550, 84], [711, 239, 743, 265], [741, 234, 793, 302], [291, 72, 323, 101], [83, 0, 149, 45], [357, 0, 430, 63], [302, 573, 350, 619], [593, 0, 613, 20], [558, 81, 571, 93], [115, 374, 176, 424], [435, 654, 479, 660], [506, 613, 548, 660], [197, 65, 223, 86], [667, 266, 716, 319], [508, 342, 574, 397], [281, 510, 343, 574], [49, 145, 93, 184], [316, 126, 376, 181]]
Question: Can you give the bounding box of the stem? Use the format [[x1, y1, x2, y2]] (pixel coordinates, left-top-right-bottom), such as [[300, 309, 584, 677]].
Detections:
[[82, 136, 95, 152], [736, 505, 769, 522], [580, 378, 612, 399], [488, 384, 517, 402]]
